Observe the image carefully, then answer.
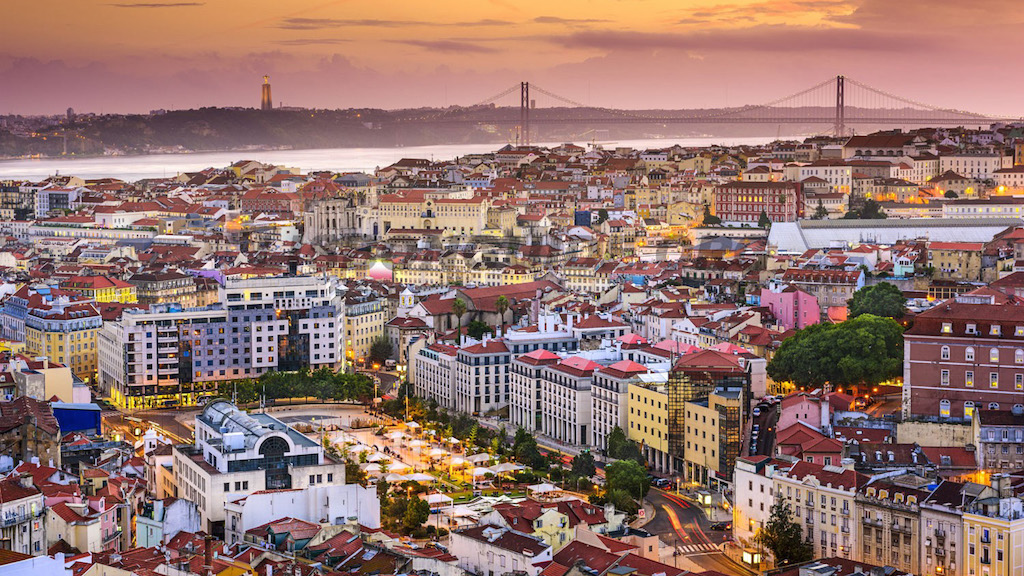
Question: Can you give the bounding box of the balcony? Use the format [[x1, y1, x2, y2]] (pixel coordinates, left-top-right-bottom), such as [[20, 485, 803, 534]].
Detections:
[[862, 517, 882, 527], [935, 547, 946, 557], [892, 523, 912, 534], [805, 516, 815, 525], [935, 528, 946, 540], [840, 507, 850, 516], [841, 525, 850, 533]]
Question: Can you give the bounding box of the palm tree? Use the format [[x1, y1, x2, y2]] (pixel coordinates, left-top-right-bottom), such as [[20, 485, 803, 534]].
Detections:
[[495, 295, 509, 336], [451, 298, 467, 343]]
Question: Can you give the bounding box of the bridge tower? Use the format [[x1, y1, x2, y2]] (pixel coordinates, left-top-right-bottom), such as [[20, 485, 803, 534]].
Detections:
[[519, 82, 530, 146], [834, 75, 845, 138]]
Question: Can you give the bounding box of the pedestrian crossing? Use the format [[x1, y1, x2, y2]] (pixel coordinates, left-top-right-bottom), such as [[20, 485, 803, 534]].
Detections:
[[677, 543, 719, 554]]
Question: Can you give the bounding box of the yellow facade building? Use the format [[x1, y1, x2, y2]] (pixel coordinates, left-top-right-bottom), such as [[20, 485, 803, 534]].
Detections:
[[25, 301, 102, 383], [627, 380, 671, 473], [684, 390, 742, 488], [63, 275, 138, 303]]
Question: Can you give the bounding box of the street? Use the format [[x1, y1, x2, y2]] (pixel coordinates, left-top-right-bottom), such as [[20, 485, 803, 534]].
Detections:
[[644, 489, 757, 576]]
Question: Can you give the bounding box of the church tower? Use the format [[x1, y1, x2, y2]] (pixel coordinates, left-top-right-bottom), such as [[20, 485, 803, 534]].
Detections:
[[261, 75, 273, 110]]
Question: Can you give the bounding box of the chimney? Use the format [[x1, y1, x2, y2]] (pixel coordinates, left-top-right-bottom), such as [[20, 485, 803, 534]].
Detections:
[[266, 564, 273, 576], [19, 473, 33, 489], [204, 535, 214, 573]]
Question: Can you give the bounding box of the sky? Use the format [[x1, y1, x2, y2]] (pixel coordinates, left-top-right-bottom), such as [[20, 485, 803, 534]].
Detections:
[[2, 0, 1023, 116]]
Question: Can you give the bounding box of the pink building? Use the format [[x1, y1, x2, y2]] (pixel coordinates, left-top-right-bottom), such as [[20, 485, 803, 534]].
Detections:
[[777, 391, 826, 432], [760, 286, 820, 331]]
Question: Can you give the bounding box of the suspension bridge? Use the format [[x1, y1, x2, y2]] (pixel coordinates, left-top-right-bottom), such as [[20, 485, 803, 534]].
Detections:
[[393, 75, 1018, 144]]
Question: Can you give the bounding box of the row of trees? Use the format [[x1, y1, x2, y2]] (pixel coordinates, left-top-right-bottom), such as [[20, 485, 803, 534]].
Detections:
[[214, 367, 375, 405]]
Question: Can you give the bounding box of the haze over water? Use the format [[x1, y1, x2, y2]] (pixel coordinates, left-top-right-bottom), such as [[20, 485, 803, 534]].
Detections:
[[0, 137, 779, 182]]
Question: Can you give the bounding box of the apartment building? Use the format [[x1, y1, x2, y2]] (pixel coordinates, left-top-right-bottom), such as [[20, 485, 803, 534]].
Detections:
[[732, 456, 780, 546], [509, 348, 561, 433], [684, 388, 742, 487], [129, 271, 200, 308], [0, 475, 46, 555], [412, 343, 458, 409], [927, 242, 985, 282], [25, 300, 102, 382], [780, 269, 865, 314], [62, 275, 138, 304], [99, 276, 343, 409], [540, 356, 599, 447], [973, 409, 1024, 470], [454, 339, 510, 416], [713, 181, 802, 223], [856, 482, 926, 575], [343, 294, 386, 369], [627, 375, 670, 473], [774, 461, 868, 562], [961, 481, 1024, 576], [594, 360, 652, 453]]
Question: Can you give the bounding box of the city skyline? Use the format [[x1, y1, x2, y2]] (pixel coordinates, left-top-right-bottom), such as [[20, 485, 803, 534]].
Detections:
[[3, 0, 1023, 116]]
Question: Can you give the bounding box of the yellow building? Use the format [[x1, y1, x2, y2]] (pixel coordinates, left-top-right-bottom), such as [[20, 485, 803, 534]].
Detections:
[[379, 189, 490, 234], [684, 389, 742, 488], [962, 489, 1024, 576], [627, 380, 671, 473], [344, 297, 387, 369], [927, 241, 984, 282], [25, 301, 102, 383], [62, 275, 138, 303]]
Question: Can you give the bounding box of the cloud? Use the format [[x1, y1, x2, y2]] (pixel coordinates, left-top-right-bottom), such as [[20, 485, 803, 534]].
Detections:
[[277, 17, 513, 30], [391, 40, 497, 54], [533, 16, 610, 25], [275, 38, 351, 46], [551, 25, 930, 53], [108, 2, 204, 7]]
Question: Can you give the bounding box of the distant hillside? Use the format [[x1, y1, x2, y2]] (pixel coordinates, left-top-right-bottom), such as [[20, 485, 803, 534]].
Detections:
[[0, 105, 955, 158]]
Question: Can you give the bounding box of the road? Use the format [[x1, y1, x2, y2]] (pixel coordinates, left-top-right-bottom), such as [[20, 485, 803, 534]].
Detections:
[[865, 394, 902, 418], [644, 489, 756, 576], [749, 401, 780, 457], [359, 369, 400, 397]]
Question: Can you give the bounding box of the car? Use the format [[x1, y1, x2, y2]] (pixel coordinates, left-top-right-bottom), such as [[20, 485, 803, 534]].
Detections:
[[710, 522, 732, 531], [655, 478, 672, 488]]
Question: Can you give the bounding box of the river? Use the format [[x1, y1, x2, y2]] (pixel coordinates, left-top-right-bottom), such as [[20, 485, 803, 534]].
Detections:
[[0, 136, 782, 182]]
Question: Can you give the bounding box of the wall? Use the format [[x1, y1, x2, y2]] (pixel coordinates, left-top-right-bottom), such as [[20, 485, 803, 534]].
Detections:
[[896, 420, 973, 447]]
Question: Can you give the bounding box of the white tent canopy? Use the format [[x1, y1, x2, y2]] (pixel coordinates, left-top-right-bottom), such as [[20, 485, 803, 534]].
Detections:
[[428, 448, 449, 458], [385, 431, 405, 440], [407, 473, 436, 483], [361, 463, 382, 473], [466, 453, 492, 464], [528, 482, 558, 494], [387, 462, 411, 472], [409, 439, 427, 448], [471, 467, 495, 477], [366, 452, 388, 462], [449, 457, 469, 467], [423, 493, 453, 506], [491, 462, 525, 474], [385, 473, 408, 483], [405, 421, 421, 429]]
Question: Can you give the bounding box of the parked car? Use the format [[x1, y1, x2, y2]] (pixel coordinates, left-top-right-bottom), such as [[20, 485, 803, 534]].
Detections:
[[710, 521, 732, 531]]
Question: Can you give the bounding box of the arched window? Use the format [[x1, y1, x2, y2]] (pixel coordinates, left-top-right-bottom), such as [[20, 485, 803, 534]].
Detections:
[[1016, 349, 1023, 364], [939, 399, 950, 418], [991, 348, 1000, 363], [989, 402, 1000, 410], [941, 346, 951, 360], [965, 401, 976, 418], [966, 347, 975, 361]]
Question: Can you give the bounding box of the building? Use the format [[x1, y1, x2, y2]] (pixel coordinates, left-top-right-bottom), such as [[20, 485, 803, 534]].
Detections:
[[683, 388, 742, 487], [412, 343, 459, 409], [449, 525, 553, 576], [0, 397, 62, 467], [713, 181, 802, 223], [135, 497, 201, 547], [856, 482, 926, 575], [509, 348, 561, 433], [627, 375, 670, 473], [343, 293, 386, 369], [61, 276, 137, 304], [773, 461, 868, 562], [24, 300, 102, 382], [732, 456, 780, 547], [594, 359, 652, 453], [927, 242, 985, 282], [760, 285, 820, 331], [961, 477, 1024, 576], [454, 339, 510, 416], [540, 356, 600, 447], [903, 290, 1024, 420], [973, 408, 1024, 470], [98, 276, 343, 409], [780, 269, 864, 314], [172, 400, 347, 537], [0, 475, 46, 555], [128, 271, 199, 308]]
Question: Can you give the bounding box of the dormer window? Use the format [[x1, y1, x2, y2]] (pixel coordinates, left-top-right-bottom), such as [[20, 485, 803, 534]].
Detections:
[[967, 323, 978, 334], [1016, 326, 1024, 337], [992, 325, 1002, 336], [942, 323, 952, 334]]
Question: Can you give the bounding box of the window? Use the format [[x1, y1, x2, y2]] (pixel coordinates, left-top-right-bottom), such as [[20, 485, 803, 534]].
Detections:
[[991, 372, 1000, 388], [965, 401, 976, 418], [992, 325, 1002, 336], [941, 370, 950, 385], [991, 348, 1000, 363], [967, 323, 978, 334], [942, 323, 952, 334], [1017, 349, 1024, 364], [991, 402, 1001, 410], [940, 399, 950, 418], [967, 347, 976, 361], [966, 371, 974, 387], [941, 346, 950, 360]]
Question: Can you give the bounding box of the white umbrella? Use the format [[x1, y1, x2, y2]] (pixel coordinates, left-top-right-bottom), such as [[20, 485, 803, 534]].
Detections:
[[385, 473, 408, 483], [449, 456, 469, 467], [471, 467, 494, 477], [362, 463, 382, 473], [407, 473, 436, 483], [492, 462, 525, 474], [346, 444, 372, 453], [366, 452, 388, 462], [445, 437, 461, 444], [423, 493, 453, 506], [386, 431, 405, 441], [466, 453, 492, 464], [388, 462, 411, 472], [528, 482, 557, 494], [429, 448, 449, 458], [406, 421, 421, 429], [409, 439, 427, 448]]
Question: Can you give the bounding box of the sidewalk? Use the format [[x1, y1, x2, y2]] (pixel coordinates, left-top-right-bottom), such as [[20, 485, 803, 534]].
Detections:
[[631, 501, 656, 529]]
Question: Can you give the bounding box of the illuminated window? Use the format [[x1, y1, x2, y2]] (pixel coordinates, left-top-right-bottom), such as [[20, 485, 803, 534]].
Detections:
[[941, 323, 952, 334], [992, 373, 1000, 388], [992, 325, 1002, 336], [991, 348, 1000, 363], [964, 401, 975, 418], [966, 347, 975, 361], [966, 371, 974, 387]]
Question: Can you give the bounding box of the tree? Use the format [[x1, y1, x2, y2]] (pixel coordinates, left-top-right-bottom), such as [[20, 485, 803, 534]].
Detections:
[[606, 426, 645, 464], [860, 198, 887, 219], [702, 205, 721, 226], [368, 336, 394, 366], [757, 210, 771, 228], [944, 190, 958, 198], [451, 298, 467, 339], [605, 460, 649, 503], [571, 451, 597, 479], [813, 199, 829, 219], [402, 496, 430, 532], [757, 499, 813, 566], [465, 320, 492, 340], [848, 283, 906, 319], [596, 209, 610, 225], [495, 295, 510, 336], [767, 314, 904, 388], [512, 427, 546, 469]]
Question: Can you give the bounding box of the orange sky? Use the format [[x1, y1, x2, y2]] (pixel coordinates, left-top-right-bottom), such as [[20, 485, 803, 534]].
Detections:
[[2, 0, 1022, 115]]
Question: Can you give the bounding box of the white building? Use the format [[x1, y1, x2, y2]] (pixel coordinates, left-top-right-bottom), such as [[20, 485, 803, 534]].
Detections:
[[412, 342, 459, 409], [0, 475, 46, 555], [454, 339, 511, 416], [940, 152, 1012, 181], [510, 349, 561, 433], [591, 360, 651, 451], [732, 456, 780, 546], [223, 484, 380, 546], [135, 498, 201, 547], [772, 461, 867, 562], [173, 400, 347, 535], [449, 525, 553, 576], [540, 356, 600, 447]]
